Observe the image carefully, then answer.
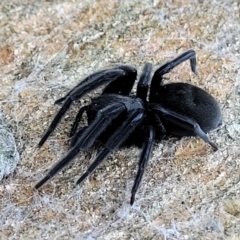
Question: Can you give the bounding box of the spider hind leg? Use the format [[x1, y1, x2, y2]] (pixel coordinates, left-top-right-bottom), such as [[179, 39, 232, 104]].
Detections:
[[149, 103, 218, 150]]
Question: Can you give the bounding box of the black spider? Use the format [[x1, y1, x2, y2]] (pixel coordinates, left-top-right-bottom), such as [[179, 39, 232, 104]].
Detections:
[[35, 50, 222, 205]]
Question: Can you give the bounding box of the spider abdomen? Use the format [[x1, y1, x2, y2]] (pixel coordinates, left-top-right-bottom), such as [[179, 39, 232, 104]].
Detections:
[[154, 83, 222, 136]]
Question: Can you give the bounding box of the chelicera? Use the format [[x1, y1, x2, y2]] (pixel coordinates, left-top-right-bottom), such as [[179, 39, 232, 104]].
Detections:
[[35, 50, 222, 205]]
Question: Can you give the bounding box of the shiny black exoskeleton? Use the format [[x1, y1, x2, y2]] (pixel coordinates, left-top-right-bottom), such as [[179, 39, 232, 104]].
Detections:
[[35, 50, 222, 205]]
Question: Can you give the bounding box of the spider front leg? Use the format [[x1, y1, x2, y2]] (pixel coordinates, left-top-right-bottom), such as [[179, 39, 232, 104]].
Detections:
[[102, 65, 137, 95], [38, 66, 137, 147], [35, 102, 126, 189]]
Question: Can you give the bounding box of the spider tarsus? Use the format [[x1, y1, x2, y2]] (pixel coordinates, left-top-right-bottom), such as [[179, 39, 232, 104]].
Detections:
[[38, 133, 50, 148], [38, 98, 72, 147], [35, 174, 51, 189], [209, 141, 218, 151], [130, 194, 135, 206], [194, 69, 199, 76], [191, 64, 199, 76], [76, 172, 88, 185], [55, 96, 66, 105]]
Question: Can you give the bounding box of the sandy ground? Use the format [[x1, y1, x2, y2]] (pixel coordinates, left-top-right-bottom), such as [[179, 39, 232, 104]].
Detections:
[[0, 0, 240, 239]]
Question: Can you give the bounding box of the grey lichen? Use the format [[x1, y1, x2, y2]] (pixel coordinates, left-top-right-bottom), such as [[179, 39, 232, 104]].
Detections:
[[0, 114, 19, 181]]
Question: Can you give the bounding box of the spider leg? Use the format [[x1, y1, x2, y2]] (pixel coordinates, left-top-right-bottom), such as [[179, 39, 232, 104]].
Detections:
[[130, 126, 155, 205], [38, 97, 72, 147], [156, 49, 198, 77], [153, 113, 166, 135], [69, 126, 87, 149], [38, 66, 136, 147], [76, 109, 145, 185], [150, 50, 198, 101], [102, 65, 137, 95], [136, 63, 153, 101], [148, 112, 166, 140], [56, 66, 137, 104], [35, 103, 126, 189], [69, 106, 88, 138], [149, 103, 218, 150]]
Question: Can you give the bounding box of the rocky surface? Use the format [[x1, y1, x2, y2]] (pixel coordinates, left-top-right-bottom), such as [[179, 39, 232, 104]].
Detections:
[[0, 0, 239, 239]]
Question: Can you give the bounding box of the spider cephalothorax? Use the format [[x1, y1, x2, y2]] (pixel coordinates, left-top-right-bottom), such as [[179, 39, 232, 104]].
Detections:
[[35, 50, 222, 205]]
